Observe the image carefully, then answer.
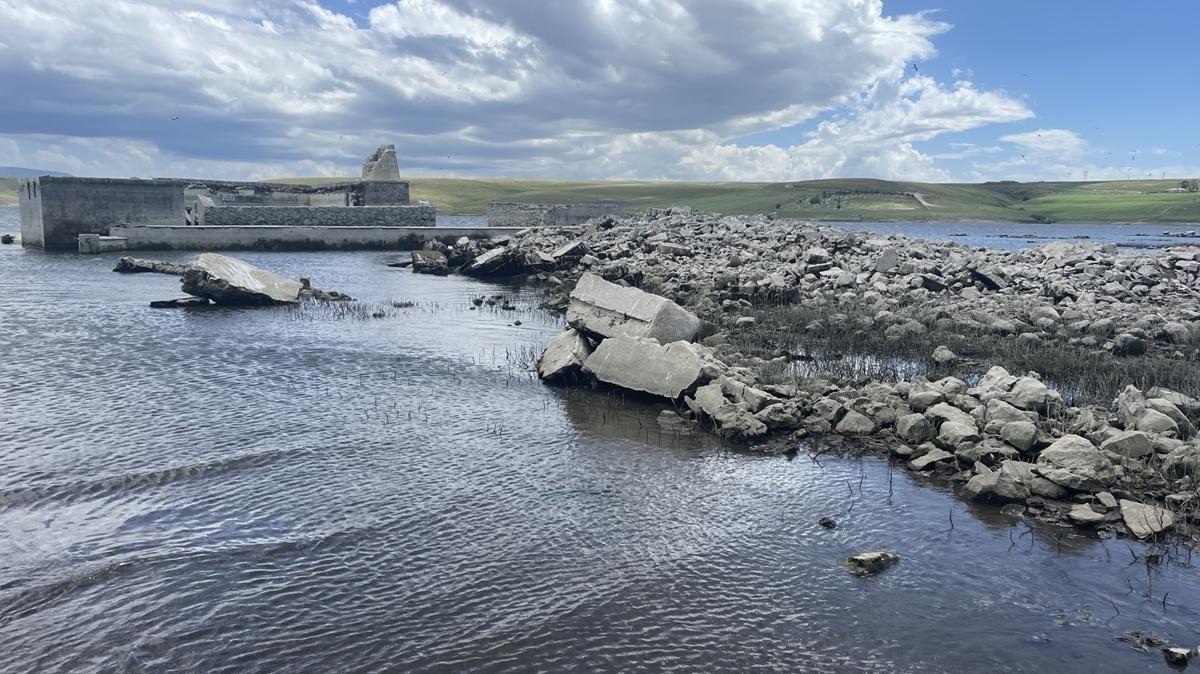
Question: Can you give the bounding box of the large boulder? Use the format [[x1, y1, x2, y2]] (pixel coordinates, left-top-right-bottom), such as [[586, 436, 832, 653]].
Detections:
[[180, 253, 301, 305], [567, 273, 701, 343], [537, 329, 592, 382], [582, 336, 708, 399], [1034, 434, 1117, 492]]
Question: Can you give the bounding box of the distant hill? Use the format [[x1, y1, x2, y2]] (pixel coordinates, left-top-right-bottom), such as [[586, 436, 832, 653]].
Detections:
[[0, 166, 71, 178]]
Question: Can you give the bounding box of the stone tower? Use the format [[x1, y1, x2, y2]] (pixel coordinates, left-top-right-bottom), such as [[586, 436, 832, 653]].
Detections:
[[361, 144, 400, 181]]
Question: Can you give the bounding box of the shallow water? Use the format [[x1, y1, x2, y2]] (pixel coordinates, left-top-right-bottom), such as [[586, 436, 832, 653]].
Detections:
[[1, 207, 1199, 672]]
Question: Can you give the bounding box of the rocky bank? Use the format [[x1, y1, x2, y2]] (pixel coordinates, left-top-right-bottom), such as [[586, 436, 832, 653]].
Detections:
[[430, 209, 1200, 542]]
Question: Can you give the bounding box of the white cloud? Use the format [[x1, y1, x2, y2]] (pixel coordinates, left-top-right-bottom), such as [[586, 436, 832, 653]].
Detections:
[[0, 0, 1036, 181], [999, 128, 1087, 158]]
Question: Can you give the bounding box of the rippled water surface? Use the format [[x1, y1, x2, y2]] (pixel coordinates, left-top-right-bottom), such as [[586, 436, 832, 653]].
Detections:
[[2, 206, 1199, 673]]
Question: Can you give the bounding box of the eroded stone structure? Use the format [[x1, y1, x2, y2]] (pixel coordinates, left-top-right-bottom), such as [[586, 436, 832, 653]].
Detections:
[[486, 202, 626, 228], [362, 144, 401, 181]]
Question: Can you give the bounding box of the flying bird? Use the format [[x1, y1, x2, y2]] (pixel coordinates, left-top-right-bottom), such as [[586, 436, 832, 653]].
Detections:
[[912, 63, 919, 73], [170, 116, 179, 121]]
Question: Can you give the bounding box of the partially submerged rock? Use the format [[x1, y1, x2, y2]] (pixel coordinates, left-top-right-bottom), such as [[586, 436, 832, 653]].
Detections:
[[411, 249, 449, 275], [567, 272, 701, 343], [1119, 499, 1175, 538], [537, 329, 592, 382], [581, 336, 708, 399], [114, 256, 189, 275], [845, 551, 899, 576], [180, 253, 302, 306], [150, 297, 211, 309]]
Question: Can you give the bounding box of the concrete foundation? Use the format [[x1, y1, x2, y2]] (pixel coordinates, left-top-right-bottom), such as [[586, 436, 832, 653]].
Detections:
[[109, 224, 524, 251], [487, 201, 625, 228], [78, 234, 129, 254]]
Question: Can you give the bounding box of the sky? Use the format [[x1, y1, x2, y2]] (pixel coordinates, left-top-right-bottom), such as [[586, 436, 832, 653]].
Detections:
[[0, 0, 1197, 183]]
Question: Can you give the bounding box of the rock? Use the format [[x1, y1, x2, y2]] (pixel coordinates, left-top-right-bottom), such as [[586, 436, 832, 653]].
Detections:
[[908, 447, 953, 471], [755, 402, 804, 430], [656, 410, 696, 435], [845, 551, 899, 576], [410, 249, 449, 275], [537, 329, 593, 382], [1096, 491, 1119, 509], [688, 381, 768, 440], [1004, 376, 1062, 412], [1111, 332, 1147, 356], [720, 378, 779, 413], [113, 256, 189, 275], [582, 336, 707, 399], [149, 297, 211, 309], [567, 272, 701, 343], [931, 345, 958, 365], [875, 248, 899, 272], [1068, 503, 1107, 526], [1035, 434, 1117, 492], [937, 421, 982, 450], [926, 402, 976, 428], [1000, 421, 1039, 452], [1120, 499, 1175, 538], [466, 246, 520, 276], [836, 410, 877, 435], [818, 516, 837, 529], [179, 253, 302, 305], [1099, 430, 1154, 459], [1164, 648, 1194, 667], [896, 413, 935, 444], [0, 234, 14, 244]]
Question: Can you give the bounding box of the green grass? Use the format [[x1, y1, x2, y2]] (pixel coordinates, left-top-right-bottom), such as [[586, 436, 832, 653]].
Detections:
[[0, 178, 18, 206], [6, 174, 1200, 222]]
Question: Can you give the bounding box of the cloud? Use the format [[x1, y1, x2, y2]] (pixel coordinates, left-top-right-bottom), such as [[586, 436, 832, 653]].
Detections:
[[999, 128, 1087, 158], [0, 0, 1033, 181]]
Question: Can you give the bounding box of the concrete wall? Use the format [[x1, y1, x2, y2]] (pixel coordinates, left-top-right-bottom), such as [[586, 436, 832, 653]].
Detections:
[[20, 177, 186, 251], [18, 178, 44, 248], [201, 205, 435, 228], [110, 224, 522, 251], [487, 201, 625, 228], [362, 180, 409, 205]]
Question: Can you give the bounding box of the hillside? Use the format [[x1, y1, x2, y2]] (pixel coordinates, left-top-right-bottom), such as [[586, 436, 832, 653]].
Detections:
[[4, 176, 1200, 222]]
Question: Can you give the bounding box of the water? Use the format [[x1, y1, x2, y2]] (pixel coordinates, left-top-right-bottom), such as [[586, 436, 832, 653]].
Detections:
[[435, 212, 1199, 250], [1, 206, 1199, 672]]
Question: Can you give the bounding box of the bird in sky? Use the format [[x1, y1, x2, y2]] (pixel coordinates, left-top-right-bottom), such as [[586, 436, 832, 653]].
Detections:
[[170, 116, 179, 121]]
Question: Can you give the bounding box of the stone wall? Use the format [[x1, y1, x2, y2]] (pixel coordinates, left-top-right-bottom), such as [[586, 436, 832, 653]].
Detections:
[[20, 177, 186, 251], [486, 202, 625, 228], [201, 205, 435, 228], [111, 223, 522, 251], [362, 181, 410, 206]]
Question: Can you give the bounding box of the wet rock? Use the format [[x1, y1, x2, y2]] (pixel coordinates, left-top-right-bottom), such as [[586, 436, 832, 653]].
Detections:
[[114, 256, 189, 275], [818, 516, 837, 529], [656, 410, 696, 435], [908, 447, 953, 471], [567, 272, 701, 343], [0, 234, 14, 244], [1035, 434, 1117, 492], [537, 329, 593, 382], [896, 413, 935, 444], [411, 249, 449, 275], [688, 381, 769, 440], [180, 253, 302, 305], [149, 297, 210, 309], [1119, 499, 1175, 538], [1163, 647, 1193, 668], [845, 551, 899, 576], [1068, 503, 1107, 526], [582, 336, 707, 399]]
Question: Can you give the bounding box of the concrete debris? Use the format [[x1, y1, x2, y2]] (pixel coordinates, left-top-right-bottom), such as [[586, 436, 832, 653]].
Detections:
[[581, 336, 710, 400], [411, 249, 449, 276], [180, 253, 302, 306], [114, 256, 189, 275], [567, 272, 702, 343], [537, 329, 592, 382]]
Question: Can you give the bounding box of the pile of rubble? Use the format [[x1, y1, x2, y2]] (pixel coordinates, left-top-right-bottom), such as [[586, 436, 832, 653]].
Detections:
[[438, 210, 1200, 540]]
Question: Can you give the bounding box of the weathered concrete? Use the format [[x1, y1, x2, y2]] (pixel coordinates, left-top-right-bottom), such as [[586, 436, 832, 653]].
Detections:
[[582, 337, 707, 399], [109, 224, 524, 251], [78, 234, 129, 254], [410, 249, 449, 275], [537, 329, 593, 382], [113, 257, 189, 275], [487, 202, 625, 228], [180, 253, 302, 305], [20, 177, 186, 251], [567, 272, 702, 343], [201, 205, 433, 227], [362, 144, 401, 181]]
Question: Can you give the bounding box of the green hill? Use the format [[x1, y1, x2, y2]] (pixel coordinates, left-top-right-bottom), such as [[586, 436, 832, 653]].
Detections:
[[5, 175, 1200, 222]]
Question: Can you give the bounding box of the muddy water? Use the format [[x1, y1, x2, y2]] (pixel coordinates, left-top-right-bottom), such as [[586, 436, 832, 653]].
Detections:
[[1, 207, 1198, 672]]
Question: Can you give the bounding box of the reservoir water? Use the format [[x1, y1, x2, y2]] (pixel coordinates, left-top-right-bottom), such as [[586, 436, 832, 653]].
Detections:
[[1, 207, 1198, 672]]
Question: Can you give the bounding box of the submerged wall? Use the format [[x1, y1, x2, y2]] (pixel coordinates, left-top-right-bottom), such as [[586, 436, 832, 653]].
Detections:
[[201, 205, 435, 227], [20, 177, 186, 251], [487, 202, 625, 228]]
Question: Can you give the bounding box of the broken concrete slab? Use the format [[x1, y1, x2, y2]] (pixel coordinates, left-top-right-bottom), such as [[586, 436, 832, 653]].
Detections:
[[581, 336, 707, 399], [114, 256, 189, 275], [411, 249, 449, 275], [567, 272, 702, 343], [537, 329, 592, 382], [180, 253, 302, 306]]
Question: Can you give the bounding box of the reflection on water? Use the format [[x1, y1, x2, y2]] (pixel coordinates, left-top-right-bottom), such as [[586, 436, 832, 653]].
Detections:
[[0, 207, 1198, 673]]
